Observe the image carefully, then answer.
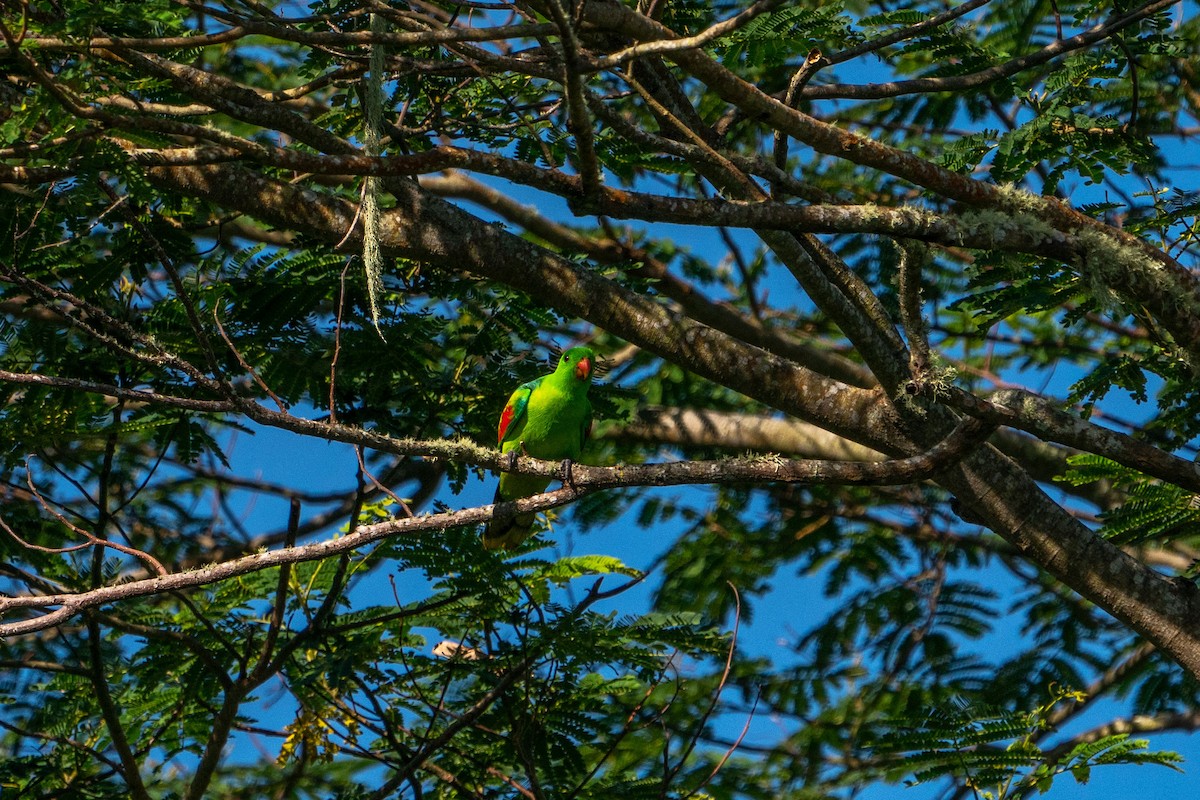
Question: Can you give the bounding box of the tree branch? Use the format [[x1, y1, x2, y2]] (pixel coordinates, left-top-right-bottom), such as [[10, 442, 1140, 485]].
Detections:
[[0, 417, 993, 636]]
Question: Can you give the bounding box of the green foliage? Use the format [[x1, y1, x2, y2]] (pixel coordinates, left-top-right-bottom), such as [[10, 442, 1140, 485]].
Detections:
[[0, 0, 1198, 798], [1060, 455, 1200, 546], [953, 256, 1084, 328], [870, 686, 1183, 797], [716, 5, 856, 71], [936, 129, 1001, 173]]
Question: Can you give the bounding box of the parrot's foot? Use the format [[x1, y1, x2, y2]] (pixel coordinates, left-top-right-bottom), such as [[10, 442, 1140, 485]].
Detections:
[[560, 458, 579, 494], [505, 446, 522, 472]]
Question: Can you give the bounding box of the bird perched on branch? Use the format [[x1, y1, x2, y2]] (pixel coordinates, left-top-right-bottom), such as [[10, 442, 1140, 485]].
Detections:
[[483, 346, 596, 550]]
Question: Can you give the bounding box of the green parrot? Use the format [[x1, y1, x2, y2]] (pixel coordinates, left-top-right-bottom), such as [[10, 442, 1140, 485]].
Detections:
[[483, 346, 596, 550]]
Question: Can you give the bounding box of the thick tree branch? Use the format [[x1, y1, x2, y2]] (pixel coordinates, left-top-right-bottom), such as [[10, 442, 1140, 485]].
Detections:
[[25, 20, 556, 51], [607, 405, 1120, 508], [607, 406, 885, 462], [4, 157, 1175, 510], [947, 387, 1200, 494], [0, 147, 1088, 264], [0, 416, 993, 636]]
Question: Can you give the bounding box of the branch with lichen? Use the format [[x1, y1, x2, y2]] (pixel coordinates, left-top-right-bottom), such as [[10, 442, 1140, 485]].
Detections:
[[0, 417, 993, 637]]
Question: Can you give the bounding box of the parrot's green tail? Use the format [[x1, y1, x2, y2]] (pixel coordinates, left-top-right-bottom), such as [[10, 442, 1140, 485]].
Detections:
[[483, 489, 537, 550]]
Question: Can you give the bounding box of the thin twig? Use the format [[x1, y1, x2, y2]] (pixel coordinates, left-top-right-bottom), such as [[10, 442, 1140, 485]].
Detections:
[[212, 304, 288, 412], [23, 459, 169, 576], [667, 581, 743, 788]]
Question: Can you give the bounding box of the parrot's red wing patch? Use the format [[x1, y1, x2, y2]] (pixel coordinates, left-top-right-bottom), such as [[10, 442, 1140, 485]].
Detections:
[[497, 384, 533, 445], [498, 404, 517, 445]]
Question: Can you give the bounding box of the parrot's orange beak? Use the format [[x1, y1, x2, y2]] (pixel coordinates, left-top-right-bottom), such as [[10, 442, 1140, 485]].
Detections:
[[575, 356, 592, 381]]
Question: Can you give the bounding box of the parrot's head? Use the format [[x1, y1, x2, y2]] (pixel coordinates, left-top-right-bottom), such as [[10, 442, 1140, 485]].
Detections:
[[559, 346, 595, 383]]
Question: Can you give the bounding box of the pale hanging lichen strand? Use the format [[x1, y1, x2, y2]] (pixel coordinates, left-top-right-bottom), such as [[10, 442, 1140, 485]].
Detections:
[[362, 11, 387, 338]]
